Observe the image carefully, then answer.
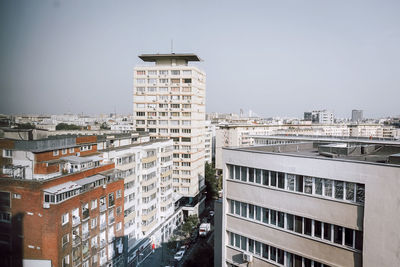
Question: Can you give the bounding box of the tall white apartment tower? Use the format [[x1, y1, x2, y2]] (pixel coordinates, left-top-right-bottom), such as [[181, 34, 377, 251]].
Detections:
[[133, 53, 206, 215]]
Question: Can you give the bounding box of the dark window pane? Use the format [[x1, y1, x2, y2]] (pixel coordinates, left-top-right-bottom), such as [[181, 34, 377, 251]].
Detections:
[[235, 201, 240, 215], [314, 263, 322, 267], [335, 181, 344, 200], [262, 244, 269, 259], [304, 176, 313, 194], [314, 220, 322, 238], [241, 202, 247, 217], [346, 182, 355, 201], [304, 258, 312, 267], [230, 200, 234, 214], [355, 231, 363, 250], [256, 206, 261, 221], [287, 214, 294, 231], [334, 225, 343, 244], [277, 172, 285, 189], [315, 178, 323, 195], [345, 228, 354, 247], [286, 252, 293, 267], [235, 166, 240, 180], [262, 208, 269, 224], [255, 241, 261, 255], [296, 176, 303, 192], [229, 165, 234, 179], [270, 246, 276, 261], [230, 232, 234, 246], [235, 234, 240, 247], [324, 223, 332, 241], [249, 168, 254, 182], [294, 255, 302, 267], [241, 167, 247, 182], [248, 239, 254, 253], [295, 216, 302, 234], [277, 249, 284, 264], [249, 204, 254, 219], [271, 171, 277, 187], [270, 210, 276, 225], [256, 169, 261, 183], [241, 236, 246, 250], [356, 184, 365, 204], [304, 218, 312, 236], [278, 212, 285, 228], [262, 170, 269, 186]]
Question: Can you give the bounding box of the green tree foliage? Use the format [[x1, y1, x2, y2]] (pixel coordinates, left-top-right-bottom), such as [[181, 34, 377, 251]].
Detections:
[[55, 123, 82, 130], [205, 162, 218, 200], [100, 122, 110, 130], [15, 123, 36, 129], [182, 215, 199, 237]]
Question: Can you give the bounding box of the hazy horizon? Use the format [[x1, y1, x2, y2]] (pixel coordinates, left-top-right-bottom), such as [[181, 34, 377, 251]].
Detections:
[[1, 0, 399, 119]]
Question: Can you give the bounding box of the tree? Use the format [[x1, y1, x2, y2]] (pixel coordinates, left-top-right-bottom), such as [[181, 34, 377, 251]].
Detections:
[[205, 162, 218, 200], [100, 122, 110, 130], [55, 123, 81, 130], [182, 215, 199, 237], [15, 123, 36, 129]]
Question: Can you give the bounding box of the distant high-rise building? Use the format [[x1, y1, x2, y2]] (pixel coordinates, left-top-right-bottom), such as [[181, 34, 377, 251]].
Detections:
[[352, 110, 363, 123], [304, 110, 334, 124], [133, 53, 206, 215]]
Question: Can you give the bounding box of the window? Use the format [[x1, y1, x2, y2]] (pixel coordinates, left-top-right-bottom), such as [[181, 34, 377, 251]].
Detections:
[[346, 182, 355, 201], [116, 190, 122, 199], [240, 202, 247, 217], [241, 167, 247, 182], [159, 70, 168, 75], [262, 244, 269, 259], [235, 166, 240, 180], [235, 201, 240, 215], [62, 213, 69, 225], [62, 255, 70, 267], [270, 171, 276, 186], [270, 246, 276, 261], [314, 220, 322, 238], [356, 184, 365, 204], [3, 149, 12, 158], [248, 204, 254, 219], [304, 176, 313, 194], [355, 231, 363, 250], [91, 217, 97, 229], [230, 232, 234, 246], [0, 212, 11, 223], [62, 233, 69, 246], [136, 70, 145, 75], [286, 214, 294, 231], [324, 223, 332, 241], [324, 180, 333, 197], [108, 193, 115, 207], [335, 181, 344, 199], [277, 212, 284, 228], [53, 150, 59, 156], [240, 236, 246, 250], [116, 222, 122, 231], [304, 218, 312, 235], [262, 170, 269, 185], [91, 199, 97, 210], [255, 169, 261, 184], [248, 239, 254, 253], [0, 192, 11, 208], [270, 210, 276, 225], [334, 225, 343, 244], [294, 216, 302, 233], [287, 174, 295, 191], [69, 148, 74, 153], [256, 206, 261, 221], [315, 178, 323, 195], [148, 70, 157, 75], [136, 78, 145, 84], [296, 175, 303, 192], [345, 228, 354, 247], [277, 172, 285, 189], [248, 168, 254, 183], [277, 248, 284, 265], [183, 78, 191, 83]]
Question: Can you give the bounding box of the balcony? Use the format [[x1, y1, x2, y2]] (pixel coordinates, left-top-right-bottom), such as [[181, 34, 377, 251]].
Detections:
[[82, 231, 90, 241], [109, 199, 115, 208], [100, 222, 107, 231], [100, 204, 107, 213], [72, 238, 81, 247], [72, 216, 81, 227], [82, 209, 89, 221], [72, 257, 81, 267], [108, 217, 115, 225], [100, 239, 107, 248]]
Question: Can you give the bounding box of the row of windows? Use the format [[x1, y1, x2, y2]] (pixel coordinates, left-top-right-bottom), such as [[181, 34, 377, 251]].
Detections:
[[228, 199, 363, 251], [136, 78, 192, 84], [228, 231, 331, 267], [228, 165, 365, 205], [136, 87, 193, 93], [136, 112, 192, 119], [136, 103, 192, 109], [136, 70, 192, 76]]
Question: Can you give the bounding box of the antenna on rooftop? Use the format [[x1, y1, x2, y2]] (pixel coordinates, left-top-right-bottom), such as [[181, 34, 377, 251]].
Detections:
[[171, 39, 174, 53]]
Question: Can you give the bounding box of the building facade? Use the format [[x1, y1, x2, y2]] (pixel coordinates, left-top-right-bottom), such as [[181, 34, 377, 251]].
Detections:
[[219, 141, 400, 267], [133, 53, 206, 215]]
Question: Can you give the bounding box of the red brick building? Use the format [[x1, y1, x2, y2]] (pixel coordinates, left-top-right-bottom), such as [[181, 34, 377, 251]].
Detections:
[[0, 136, 125, 267]]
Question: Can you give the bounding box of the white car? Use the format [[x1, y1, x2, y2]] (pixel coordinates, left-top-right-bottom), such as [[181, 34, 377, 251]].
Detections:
[[174, 250, 185, 261]]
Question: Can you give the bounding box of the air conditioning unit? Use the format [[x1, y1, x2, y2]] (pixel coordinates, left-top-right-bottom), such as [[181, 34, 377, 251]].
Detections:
[[103, 185, 107, 189], [43, 203, 50, 209], [243, 253, 253, 263]]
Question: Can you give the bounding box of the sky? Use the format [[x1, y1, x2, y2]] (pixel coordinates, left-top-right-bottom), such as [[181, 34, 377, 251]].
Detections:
[[1, 0, 399, 119]]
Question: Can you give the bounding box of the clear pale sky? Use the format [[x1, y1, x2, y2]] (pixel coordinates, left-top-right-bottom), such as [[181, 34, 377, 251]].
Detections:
[[1, 0, 399, 118]]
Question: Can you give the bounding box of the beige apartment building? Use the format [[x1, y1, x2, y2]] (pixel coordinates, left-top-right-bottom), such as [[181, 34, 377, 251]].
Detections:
[[218, 140, 400, 267], [133, 53, 206, 215]]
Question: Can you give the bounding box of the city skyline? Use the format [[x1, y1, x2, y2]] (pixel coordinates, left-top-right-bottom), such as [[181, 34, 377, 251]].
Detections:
[[1, 1, 400, 118]]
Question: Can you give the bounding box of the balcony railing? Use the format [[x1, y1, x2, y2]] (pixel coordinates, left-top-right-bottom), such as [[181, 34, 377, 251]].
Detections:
[[108, 217, 115, 225], [72, 238, 81, 247], [72, 216, 81, 227], [100, 204, 107, 212], [82, 209, 89, 220], [72, 257, 81, 267], [82, 231, 89, 241]]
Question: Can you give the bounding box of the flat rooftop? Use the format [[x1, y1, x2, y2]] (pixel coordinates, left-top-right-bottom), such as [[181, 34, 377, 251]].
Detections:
[[138, 53, 201, 62], [225, 142, 400, 167]]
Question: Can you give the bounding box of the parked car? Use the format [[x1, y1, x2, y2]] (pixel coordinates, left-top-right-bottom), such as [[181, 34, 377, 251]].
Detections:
[[174, 248, 185, 261], [209, 210, 215, 217]]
